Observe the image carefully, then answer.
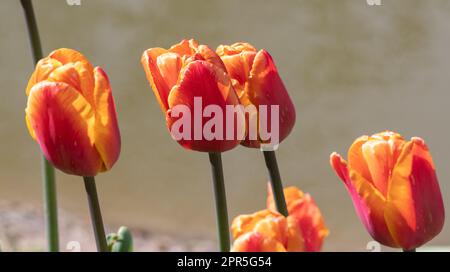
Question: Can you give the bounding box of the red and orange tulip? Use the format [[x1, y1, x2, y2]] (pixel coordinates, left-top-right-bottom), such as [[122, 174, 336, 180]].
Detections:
[[216, 43, 296, 148], [330, 131, 445, 250], [25, 48, 121, 176], [141, 39, 243, 152], [231, 186, 328, 252]]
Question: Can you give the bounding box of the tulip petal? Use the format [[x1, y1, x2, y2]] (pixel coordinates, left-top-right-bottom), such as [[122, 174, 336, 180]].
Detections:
[[167, 60, 241, 152], [47, 64, 82, 93], [246, 50, 296, 146], [253, 215, 288, 246], [288, 194, 329, 252], [26, 58, 62, 96], [361, 139, 392, 196], [348, 169, 397, 246], [231, 232, 287, 252], [92, 67, 121, 171], [196, 45, 228, 72], [231, 210, 282, 240], [141, 48, 172, 112], [286, 216, 305, 252], [73, 61, 95, 104], [49, 48, 92, 68], [385, 138, 445, 249], [169, 39, 199, 56], [347, 135, 373, 183], [48, 48, 95, 103], [220, 51, 256, 95], [156, 52, 182, 91], [26, 81, 102, 176], [330, 153, 396, 246]]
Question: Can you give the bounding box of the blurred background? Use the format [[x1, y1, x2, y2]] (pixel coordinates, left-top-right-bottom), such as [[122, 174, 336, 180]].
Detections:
[[0, 0, 449, 251]]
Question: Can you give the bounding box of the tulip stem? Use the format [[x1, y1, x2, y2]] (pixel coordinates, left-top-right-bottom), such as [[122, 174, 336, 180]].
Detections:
[[21, 0, 59, 252], [83, 176, 109, 252], [208, 152, 231, 252], [263, 151, 289, 217], [403, 248, 416, 252]]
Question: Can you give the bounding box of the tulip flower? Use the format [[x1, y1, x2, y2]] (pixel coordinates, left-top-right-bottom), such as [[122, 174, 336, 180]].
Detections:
[[217, 42, 297, 218], [25, 48, 121, 252], [231, 186, 328, 252], [216, 42, 296, 148], [141, 39, 243, 251], [141, 39, 243, 152], [26, 48, 121, 177], [330, 131, 445, 251], [267, 186, 329, 252]]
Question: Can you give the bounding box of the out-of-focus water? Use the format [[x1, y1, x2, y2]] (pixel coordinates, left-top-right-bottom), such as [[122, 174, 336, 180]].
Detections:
[[1, 0, 449, 251]]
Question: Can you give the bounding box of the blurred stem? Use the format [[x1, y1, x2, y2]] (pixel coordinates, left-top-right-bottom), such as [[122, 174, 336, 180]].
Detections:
[[208, 152, 230, 252], [83, 176, 108, 252], [263, 151, 289, 217], [21, 0, 59, 252], [403, 248, 416, 252]]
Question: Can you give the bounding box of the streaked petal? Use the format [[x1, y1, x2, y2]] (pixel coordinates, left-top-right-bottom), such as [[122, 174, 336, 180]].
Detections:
[[231, 232, 286, 252], [47, 64, 82, 92], [73, 61, 95, 104], [231, 209, 282, 240], [156, 52, 182, 91], [253, 215, 288, 246], [219, 51, 256, 94], [286, 216, 305, 251], [49, 48, 93, 67], [385, 137, 445, 249], [92, 67, 121, 171], [26, 81, 101, 176], [348, 169, 396, 246], [246, 50, 296, 146], [288, 194, 329, 252], [331, 153, 396, 246], [347, 135, 373, 183], [26, 57, 62, 96], [167, 60, 242, 152], [361, 139, 392, 196], [196, 45, 227, 72], [168, 39, 199, 56], [141, 48, 172, 112]]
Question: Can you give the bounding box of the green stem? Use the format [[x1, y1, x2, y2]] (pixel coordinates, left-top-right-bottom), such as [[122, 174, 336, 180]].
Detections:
[[42, 158, 58, 252], [403, 248, 416, 252], [21, 0, 59, 252], [20, 0, 43, 63], [263, 151, 289, 217], [208, 152, 231, 252], [83, 176, 109, 252]]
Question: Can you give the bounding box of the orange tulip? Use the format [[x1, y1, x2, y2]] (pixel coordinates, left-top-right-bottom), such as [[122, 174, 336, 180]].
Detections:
[[216, 43, 296, 148], [267, 186, 329, 252], [25, 48, 121, 176], [141, 39, 243, 152], [330, 131, 445, 250], [231, 186, 328, 252]]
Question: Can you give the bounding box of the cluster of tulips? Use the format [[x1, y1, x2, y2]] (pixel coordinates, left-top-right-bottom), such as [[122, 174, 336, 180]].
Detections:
[[19, 0, 445, 252]]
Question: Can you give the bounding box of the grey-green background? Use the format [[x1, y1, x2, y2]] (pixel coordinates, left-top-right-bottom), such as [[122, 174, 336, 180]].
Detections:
[[1, 0, 449, 251]]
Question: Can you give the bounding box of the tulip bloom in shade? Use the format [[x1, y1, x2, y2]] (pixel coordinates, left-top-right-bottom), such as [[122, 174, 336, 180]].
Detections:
[[231, 186, 328, 252], [25, 48, 121, 176], [141, 39, 243, 152], [216, 43, 296, 148], [330, 131, 445, 250]]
